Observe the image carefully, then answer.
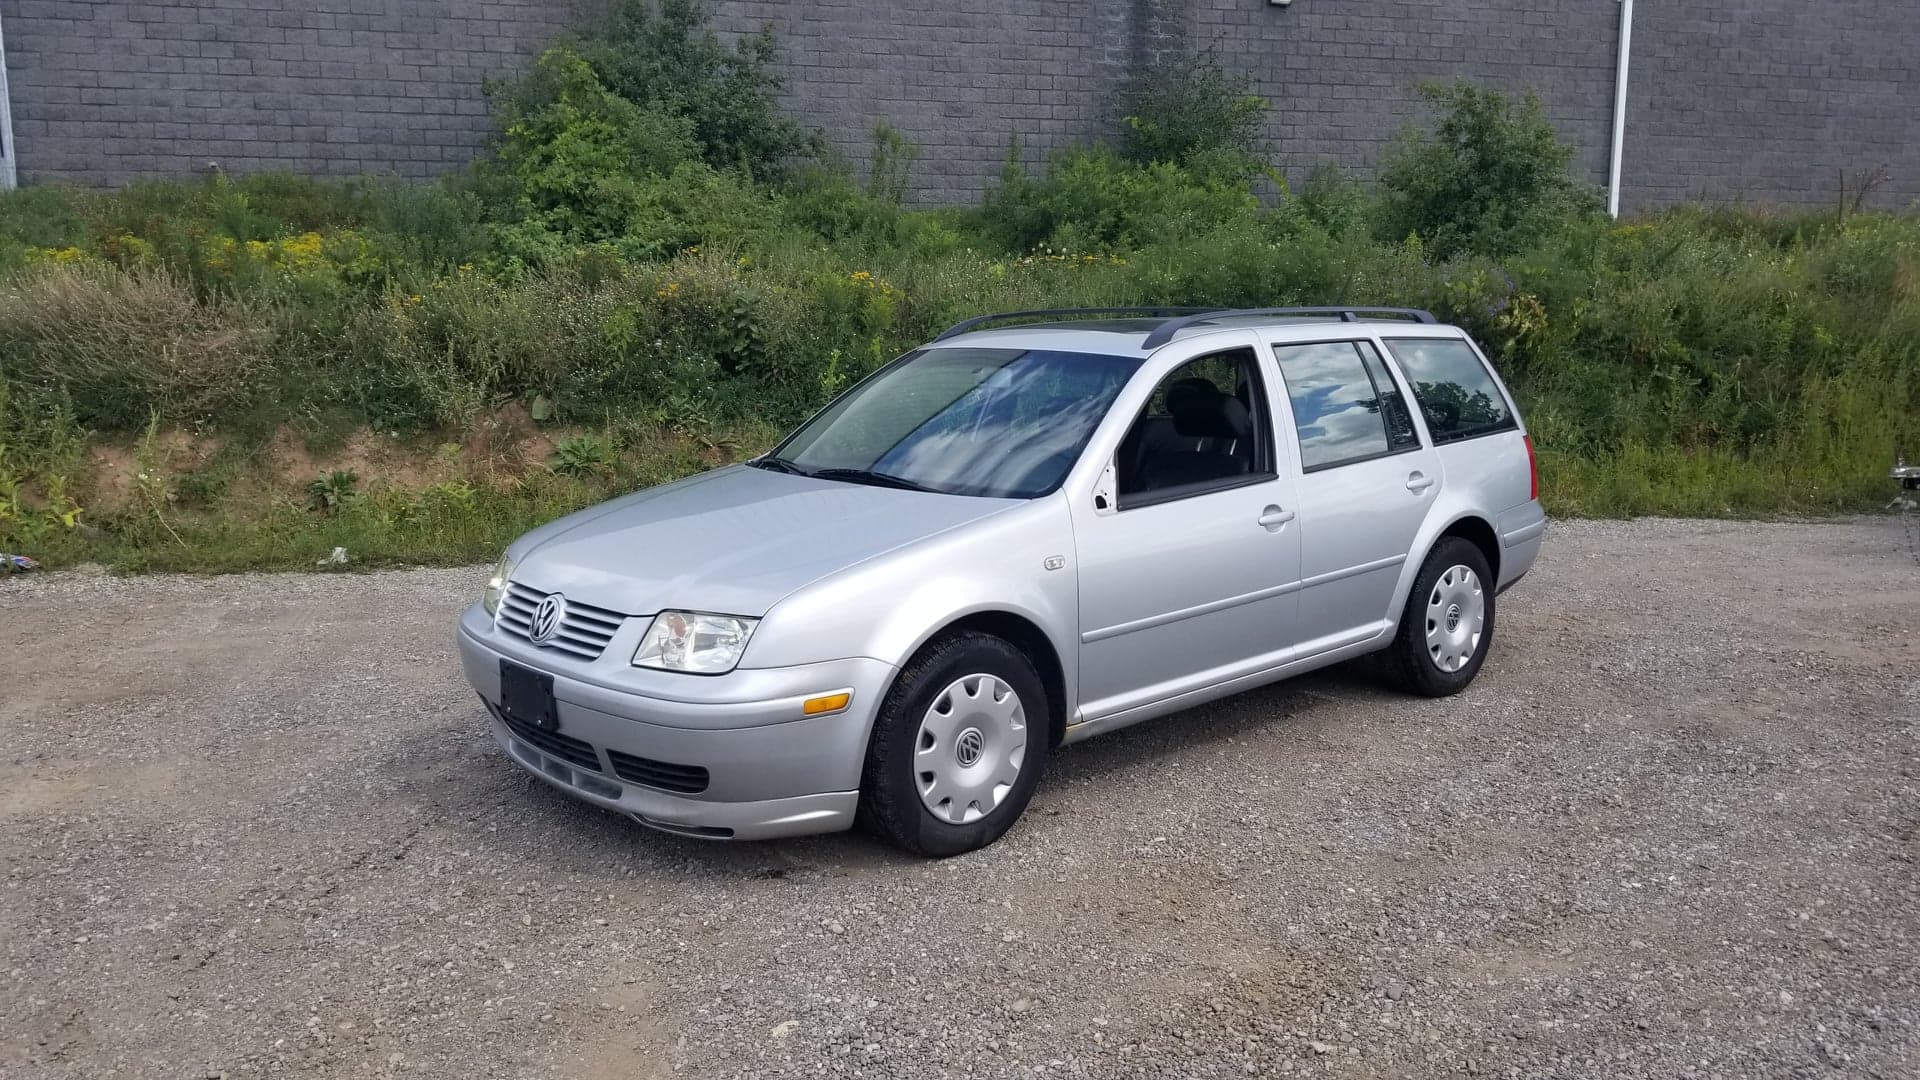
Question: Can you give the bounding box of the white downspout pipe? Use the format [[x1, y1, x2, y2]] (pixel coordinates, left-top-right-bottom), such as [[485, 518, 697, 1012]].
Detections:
[[0, 12, 15, 190], [0, 13, 14, 190], [1606, 0, 1633, 218]]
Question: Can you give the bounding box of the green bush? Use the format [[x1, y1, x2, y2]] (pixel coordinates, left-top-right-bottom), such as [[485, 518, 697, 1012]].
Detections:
[[1118, 47, 1269, 177], [981, 146, 1259, 253], [484, 49, 702, 243], [570, 0, 819, 181], [1377, 82, 1602, 260]]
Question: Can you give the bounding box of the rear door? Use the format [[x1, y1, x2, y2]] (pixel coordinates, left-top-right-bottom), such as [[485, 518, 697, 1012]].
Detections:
[[1270, 337, 1442, 653]]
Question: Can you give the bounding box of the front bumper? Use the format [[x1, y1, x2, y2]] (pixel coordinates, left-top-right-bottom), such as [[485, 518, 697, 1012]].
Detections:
[[457, 604, 894, 841]]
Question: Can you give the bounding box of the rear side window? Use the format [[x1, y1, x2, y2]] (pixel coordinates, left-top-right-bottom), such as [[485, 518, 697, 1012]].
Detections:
[[1381, 338, 1516, 444], [1273, 341, 1414, 471]]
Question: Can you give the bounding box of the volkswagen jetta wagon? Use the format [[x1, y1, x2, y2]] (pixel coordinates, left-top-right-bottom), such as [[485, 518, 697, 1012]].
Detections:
[[457, 306, 1546, 856]]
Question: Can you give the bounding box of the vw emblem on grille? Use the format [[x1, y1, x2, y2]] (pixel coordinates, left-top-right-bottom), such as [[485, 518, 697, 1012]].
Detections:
[[955, 728, 985, 768], [528, 593, 566, 644]]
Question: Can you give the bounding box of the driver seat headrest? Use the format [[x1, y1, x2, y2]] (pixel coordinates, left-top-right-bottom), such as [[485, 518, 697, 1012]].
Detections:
[[1166, 379, 1253, 441]]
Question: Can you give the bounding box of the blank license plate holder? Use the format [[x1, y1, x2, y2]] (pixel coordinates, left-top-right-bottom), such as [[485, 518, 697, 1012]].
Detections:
[[499, 660, 558, 732]]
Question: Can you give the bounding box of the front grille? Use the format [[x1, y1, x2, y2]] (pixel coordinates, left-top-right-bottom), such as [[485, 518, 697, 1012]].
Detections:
[[495, 582, 627, 660], [607, 749, 710, 794], [492, 702, 603, 773]]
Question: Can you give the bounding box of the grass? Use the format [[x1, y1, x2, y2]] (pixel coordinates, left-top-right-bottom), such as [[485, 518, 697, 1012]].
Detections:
[[2, 59, 1916, 573]]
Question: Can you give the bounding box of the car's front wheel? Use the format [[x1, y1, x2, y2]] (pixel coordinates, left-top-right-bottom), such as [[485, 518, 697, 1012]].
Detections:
[[1385, 537, 1496, 697], [858, 632, 1047, 857]]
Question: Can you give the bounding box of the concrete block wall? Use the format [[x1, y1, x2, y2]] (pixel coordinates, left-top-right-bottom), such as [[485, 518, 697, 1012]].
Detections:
[[1623, 2, 1917, 212], [707, 0, 1139, 205], [706, 0, 1919, 212], [3, 0, 1916, 212], [2, 0, 574, 182]]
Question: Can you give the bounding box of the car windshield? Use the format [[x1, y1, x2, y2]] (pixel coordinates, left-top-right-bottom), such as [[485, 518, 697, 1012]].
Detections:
[[765, 347, 1143, 499]]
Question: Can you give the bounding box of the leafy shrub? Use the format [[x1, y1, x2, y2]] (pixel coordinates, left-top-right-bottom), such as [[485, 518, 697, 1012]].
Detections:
[[307, 470, 360, 512], [1118, 47, 1269, 178], [1286, 161, 1373, 239], [357, 180, 492, 273], [569, 0, 819, 181], [551, 433, 618, 476], [1377, 82, 1601, 260], [981, 146, 1258, 253], [485, 49, 701, 242]]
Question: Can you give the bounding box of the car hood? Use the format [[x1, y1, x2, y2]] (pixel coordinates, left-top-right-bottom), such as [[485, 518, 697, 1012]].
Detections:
[[510, 464, 1018, 617]]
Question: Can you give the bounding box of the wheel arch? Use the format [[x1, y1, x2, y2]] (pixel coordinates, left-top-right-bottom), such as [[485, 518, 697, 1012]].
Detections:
[[1433, 513, 1500, 583], [916, 610, 1070, 750], [1387, 512, 1503, 635]]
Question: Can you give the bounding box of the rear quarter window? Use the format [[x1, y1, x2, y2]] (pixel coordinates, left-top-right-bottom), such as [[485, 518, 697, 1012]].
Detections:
[[1381, 338, 1517, 444]]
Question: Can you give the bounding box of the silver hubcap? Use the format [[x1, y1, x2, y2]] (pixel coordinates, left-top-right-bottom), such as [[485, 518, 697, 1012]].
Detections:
[[1425, 565, 1485, 673], [915, 674, 1027, 825]]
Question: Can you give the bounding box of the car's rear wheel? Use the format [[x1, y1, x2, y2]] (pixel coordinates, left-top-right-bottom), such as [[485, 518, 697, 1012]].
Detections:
[[1385, 537, 1495, 697], [858, 632, 1047, 857]]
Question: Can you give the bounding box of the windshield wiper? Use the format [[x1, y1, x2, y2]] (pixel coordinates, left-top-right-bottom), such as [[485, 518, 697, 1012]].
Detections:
[[807, 467, 936, 493], [750, 456, 812, 476]]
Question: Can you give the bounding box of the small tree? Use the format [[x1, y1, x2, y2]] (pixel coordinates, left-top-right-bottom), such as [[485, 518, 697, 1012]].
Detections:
[[576, 0, 820, 182], [1118, 48, 1270, 179], [488, 50, 699, 241], [1376, 82, 1599, 261]]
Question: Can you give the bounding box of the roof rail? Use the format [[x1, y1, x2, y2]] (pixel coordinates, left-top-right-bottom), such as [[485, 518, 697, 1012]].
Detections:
[[1139, 307, 1439, 349], [933, 307, 1216, 342]]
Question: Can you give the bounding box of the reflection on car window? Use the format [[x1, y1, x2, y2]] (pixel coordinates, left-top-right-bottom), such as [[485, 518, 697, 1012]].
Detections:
[[773, 348, 1141, 498], [1355, 341, 1421, 452], [1273, 341, 1393, 470], [1381, 338, 1516, 444]]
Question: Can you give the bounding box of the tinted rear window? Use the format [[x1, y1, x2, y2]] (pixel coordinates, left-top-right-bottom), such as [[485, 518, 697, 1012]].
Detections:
[[1381, 338, 1517, 444]]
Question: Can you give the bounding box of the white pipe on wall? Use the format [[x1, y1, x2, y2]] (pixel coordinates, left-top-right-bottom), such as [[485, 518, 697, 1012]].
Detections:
[[1607, 0, 1633, 218], [0, 13, 15, 190]]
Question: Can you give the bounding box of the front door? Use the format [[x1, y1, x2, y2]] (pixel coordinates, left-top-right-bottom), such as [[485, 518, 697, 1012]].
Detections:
[[1071, 345, 1302, 720], [1270, 338, 1442, 652]]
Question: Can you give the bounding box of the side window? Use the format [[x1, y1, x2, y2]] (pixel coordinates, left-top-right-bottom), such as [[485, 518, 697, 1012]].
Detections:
[[1116, 348, 1273, 505], [1273, 340, 1416, 471], [1381, 338, 1516, 444]]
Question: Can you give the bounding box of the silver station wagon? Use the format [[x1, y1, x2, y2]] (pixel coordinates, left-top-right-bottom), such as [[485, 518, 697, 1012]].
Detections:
[[457, 307, 1546, 856]]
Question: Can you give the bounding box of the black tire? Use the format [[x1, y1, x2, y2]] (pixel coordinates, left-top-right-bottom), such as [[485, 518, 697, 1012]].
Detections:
[[858, 632, 1049, 857], [1384, 537, 1497, 697]]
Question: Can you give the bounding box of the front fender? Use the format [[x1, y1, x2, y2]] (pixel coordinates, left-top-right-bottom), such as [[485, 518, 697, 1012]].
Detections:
[[740, 496, 1080, 708]]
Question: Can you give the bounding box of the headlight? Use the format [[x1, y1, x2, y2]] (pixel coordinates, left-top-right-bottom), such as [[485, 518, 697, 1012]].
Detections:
[[483, 554, 515, 616], [633, 611, 758, 674]]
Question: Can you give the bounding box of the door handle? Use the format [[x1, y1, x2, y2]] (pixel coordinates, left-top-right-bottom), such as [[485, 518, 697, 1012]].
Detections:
[[1257, 505, 1296, 530], [1406, 471, 1435, 494]]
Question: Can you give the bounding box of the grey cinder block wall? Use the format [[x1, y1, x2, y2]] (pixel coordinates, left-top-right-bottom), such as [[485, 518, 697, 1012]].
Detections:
[[2, 0, 574, 182], [3, 0, 1915, 213]]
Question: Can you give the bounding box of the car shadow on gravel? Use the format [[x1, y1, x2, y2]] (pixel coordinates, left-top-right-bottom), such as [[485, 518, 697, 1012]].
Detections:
[[1043, 661, 1387, 783]]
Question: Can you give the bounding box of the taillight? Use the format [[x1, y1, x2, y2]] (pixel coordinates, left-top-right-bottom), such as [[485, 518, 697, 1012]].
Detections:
[[1523, 435, 1539, 502]]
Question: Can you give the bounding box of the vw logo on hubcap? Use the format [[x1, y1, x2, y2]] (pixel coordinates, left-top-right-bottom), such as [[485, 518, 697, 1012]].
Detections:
[[1445, 603, 1461, 634], [954, 728, 985, 768], [529, 593, 566, 644]]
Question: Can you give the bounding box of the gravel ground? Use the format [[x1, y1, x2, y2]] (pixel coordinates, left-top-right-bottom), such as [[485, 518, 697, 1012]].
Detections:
[[3, 517, 1917, 1080]]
